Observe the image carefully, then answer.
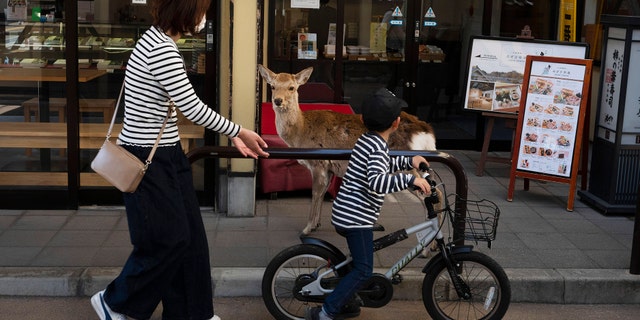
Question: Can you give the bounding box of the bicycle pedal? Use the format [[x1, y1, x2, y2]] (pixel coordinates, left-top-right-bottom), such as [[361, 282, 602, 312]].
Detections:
[[391, 274, 403, 284]]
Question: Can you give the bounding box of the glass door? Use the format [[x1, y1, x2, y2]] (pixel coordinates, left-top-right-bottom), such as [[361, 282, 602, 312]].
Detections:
[[342, 0, 480, 147], [342, 0, 408, 112], [411, 0, 479, 147]]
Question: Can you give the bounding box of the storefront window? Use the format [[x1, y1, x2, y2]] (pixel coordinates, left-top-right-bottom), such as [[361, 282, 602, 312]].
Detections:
[[499, 0, 558, 39], [267, 0, 483, 148], [0, 0, 210, 207]]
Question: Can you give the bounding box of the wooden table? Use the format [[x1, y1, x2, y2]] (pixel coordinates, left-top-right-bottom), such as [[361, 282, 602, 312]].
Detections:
[[0, 122, 204, 187], [0, 67, 108, 169], [22, 97, 116, 124]]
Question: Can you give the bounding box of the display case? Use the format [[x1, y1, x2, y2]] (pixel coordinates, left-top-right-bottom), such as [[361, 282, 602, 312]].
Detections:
[[0, 17, 207, 192], [0, 21, 206, 73]]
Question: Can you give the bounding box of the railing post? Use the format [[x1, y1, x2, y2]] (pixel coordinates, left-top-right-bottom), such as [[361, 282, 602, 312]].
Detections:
[[630, 183, 640, 275]]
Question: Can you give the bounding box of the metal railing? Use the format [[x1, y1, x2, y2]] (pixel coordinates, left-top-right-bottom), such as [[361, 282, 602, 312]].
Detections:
[[187, 146, 469, 243]]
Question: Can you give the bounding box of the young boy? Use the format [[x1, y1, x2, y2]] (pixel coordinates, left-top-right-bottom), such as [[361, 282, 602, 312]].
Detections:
[[306, 88, 431, 320]]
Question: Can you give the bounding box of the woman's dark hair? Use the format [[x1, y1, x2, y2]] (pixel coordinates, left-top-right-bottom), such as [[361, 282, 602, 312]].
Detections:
[[150, 0, 211, 35]]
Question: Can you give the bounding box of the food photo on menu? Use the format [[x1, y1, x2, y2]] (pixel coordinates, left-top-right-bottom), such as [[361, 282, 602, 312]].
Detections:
[[554, 88, 582, 106], [528, 77, 554, 95], [492, 83, 522, 111]]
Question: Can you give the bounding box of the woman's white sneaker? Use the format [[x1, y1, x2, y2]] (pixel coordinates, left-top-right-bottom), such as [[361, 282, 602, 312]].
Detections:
[[90, 289, 127, 320]]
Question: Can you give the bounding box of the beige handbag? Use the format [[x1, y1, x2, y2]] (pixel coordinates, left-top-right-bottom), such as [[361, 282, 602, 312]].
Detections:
[[91, 83, 172, 193]]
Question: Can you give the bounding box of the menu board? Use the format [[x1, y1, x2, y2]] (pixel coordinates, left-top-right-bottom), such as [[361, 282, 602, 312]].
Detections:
[[508, 56, 592, 211], [516, 62, 585, 177], [464, 36, 588, 114]]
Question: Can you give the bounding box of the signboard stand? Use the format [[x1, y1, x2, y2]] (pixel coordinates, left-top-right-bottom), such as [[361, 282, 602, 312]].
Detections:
[[578, 15, 640, 215], [462, 36, 589, 177], [507, 56, 593, 211]]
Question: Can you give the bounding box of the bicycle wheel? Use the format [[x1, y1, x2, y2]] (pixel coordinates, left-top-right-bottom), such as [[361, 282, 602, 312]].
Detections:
[[262, 244, 343, 320], [422, 251, 511, 320]]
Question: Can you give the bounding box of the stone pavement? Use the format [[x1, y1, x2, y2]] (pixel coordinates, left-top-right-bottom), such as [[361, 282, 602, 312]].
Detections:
[[0, 150, 638, 304]]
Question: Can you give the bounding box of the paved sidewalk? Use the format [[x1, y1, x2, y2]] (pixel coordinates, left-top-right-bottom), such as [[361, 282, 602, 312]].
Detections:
[[0, 150, 638, 304]]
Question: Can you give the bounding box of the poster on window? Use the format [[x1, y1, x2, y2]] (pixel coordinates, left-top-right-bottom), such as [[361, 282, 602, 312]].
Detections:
[[291, 0, 319, 9], [297, 33, 317, 60], [370, 23, 387, 53], [464, 36, 588, 114]]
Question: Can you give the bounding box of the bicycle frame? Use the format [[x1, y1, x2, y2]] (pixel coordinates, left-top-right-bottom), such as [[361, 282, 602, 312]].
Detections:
[[299, 212, 445, 297]]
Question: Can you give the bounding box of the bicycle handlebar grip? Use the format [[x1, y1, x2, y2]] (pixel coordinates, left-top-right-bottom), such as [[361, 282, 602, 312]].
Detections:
[[418, 162, 437, 189]]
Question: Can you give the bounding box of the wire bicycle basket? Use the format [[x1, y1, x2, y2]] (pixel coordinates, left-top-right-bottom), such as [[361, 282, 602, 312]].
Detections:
[[448, 195, 500, 247]]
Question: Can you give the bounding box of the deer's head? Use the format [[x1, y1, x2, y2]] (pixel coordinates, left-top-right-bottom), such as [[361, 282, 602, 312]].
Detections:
[[258, 64, 313, 113]]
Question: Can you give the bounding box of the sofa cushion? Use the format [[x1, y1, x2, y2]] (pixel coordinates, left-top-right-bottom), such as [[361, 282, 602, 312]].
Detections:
[[258, 103, 353, 196]]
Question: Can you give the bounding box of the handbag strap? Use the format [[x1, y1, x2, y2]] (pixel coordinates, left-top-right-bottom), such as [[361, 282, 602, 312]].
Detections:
[[107, 81, 173, 168]]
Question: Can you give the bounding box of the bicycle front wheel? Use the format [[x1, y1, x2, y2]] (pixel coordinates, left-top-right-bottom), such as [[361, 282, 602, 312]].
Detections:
[[422, 251, 511, 320], [262, 244, 343, 320]]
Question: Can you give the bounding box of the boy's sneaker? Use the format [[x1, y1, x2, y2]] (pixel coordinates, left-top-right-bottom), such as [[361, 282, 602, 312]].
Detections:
[[305, 306, 333, 320], [339, 299, 361, 318], [91, 290, 127, 320]]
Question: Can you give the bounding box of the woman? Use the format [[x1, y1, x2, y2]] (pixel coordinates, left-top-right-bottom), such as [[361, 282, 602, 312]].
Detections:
[[90, 1, 268, 319]]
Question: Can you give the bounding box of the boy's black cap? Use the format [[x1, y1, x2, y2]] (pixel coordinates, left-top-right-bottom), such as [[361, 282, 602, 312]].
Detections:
[[361, 88, 407, 131]]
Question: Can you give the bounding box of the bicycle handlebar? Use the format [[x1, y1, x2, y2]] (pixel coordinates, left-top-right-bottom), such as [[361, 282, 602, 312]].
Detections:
[[415, 162, 437, 193]]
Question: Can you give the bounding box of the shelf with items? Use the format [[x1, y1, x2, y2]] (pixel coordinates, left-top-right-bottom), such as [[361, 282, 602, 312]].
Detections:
[[0, 21, 206, 73]]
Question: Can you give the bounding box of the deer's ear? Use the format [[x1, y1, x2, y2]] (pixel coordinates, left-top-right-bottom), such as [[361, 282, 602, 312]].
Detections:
[[295, 67, 314, 85], [258, 64, 276, 84]]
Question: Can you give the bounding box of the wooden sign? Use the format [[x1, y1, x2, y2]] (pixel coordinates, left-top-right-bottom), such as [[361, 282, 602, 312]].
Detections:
[[507, 56, 592, 211]]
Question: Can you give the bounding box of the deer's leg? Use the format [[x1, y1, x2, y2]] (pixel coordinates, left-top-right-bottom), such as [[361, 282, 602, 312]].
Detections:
[[302, 166, 332, 235]]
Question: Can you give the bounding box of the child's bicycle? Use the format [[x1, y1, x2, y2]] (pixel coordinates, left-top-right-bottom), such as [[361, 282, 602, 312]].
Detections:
[[261, 164, 511, 320]]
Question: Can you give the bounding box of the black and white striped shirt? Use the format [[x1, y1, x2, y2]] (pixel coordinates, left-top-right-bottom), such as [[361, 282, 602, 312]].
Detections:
[[331, 132, 415, 229], [118, 26, 240, 147]]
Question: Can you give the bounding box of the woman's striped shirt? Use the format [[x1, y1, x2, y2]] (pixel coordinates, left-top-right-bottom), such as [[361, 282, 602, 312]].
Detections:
[[331, 132, 415, 229], [118, 26, 240, 147]]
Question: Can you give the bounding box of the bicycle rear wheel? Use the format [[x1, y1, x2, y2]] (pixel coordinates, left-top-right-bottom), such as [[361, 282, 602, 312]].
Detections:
[[422, 251, 510, 320], [262, 244, 342, 320]]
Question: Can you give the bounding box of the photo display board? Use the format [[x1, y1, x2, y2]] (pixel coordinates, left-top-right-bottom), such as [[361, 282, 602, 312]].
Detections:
[[464, 36, 588, 114], [508, 56, 593, 211]]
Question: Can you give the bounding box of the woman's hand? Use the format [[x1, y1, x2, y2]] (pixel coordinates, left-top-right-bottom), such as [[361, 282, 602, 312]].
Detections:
[[232, 128, 269, 159]]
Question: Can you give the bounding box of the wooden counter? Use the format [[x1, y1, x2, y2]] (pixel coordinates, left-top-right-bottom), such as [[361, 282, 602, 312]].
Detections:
[[0, 68, 107, 82]]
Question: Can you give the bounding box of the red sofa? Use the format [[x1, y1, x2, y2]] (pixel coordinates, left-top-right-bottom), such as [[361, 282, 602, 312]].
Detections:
[[258, 102, 353, 197]]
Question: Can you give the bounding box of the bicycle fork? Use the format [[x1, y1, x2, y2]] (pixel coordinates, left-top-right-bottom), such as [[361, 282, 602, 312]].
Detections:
[[423, 192, 472, 301], [435, 238, 473, 300]]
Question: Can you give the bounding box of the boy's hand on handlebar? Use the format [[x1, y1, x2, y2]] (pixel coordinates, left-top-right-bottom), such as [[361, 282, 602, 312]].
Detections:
[[411, 177, 430, 195], [412, 156, 430, 172]]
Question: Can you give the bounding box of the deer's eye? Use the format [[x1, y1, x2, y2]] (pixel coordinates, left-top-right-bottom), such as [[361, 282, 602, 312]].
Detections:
[[270, 85, 275, 90], [288, 86, 295, 91]]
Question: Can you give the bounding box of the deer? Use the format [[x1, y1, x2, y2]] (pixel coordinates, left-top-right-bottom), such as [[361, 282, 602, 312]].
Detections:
[[258, 64, 437, 237]]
